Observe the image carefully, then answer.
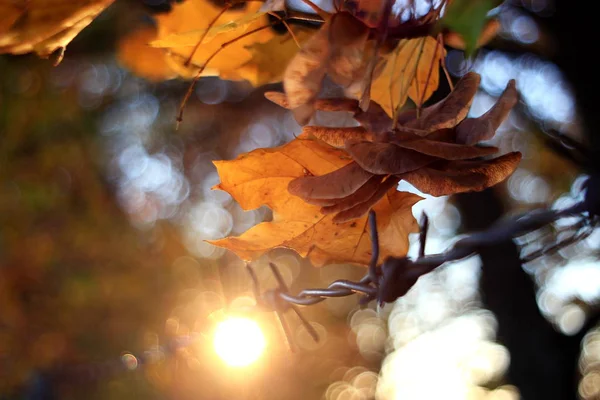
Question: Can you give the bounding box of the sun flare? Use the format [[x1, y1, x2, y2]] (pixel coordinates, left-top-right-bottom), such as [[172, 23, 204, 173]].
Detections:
[[213, 317, 266, 367]]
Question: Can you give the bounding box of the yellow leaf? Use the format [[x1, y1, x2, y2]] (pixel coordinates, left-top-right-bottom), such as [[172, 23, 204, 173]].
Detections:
[[0, 0, 115, 60], [150, 0, 274, 81], [240, 28, 313, 86], [371, 37, 444, 118], [209, 133, 422, 266], [117, 26, 177, 82], [150, 10, 266, 48]]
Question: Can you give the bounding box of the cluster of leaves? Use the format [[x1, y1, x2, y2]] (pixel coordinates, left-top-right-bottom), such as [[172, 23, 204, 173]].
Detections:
[[211, 71, 521, 266], [0, 0, 520, 267]]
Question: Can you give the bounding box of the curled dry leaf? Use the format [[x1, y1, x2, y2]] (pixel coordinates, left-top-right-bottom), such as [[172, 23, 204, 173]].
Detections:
[[210, 132, 422, 266], [391, 137, 499, 160], [332, 176, 400, 223], [319, 175, 384, 212], [303, 126, 374, 148], [264, 92, 359, 112], [0, 0, 115, 61], [327, 12, 369, 89], [344, 141, 435, 175], [288, 161, 374, 200], [399, 71, 481, 133], [400, 152, 522, 197], [456, 79, 519, 144], [283, 10, 388, 125]]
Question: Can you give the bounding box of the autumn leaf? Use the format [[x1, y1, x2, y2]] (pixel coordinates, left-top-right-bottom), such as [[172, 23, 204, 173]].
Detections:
[[283, 11, 387, 124], [0, 0, 115, 62], [150, 8, 267, 49], [209, 133, 422, 266], [400, 152, 523, 197], [283, 21, 332, 125], [370, 36, 444, 118], [283, 75, 522, 202], [327, 12, 370, 94], [456, 79, 519, 144], [117, 26, 178, 82], [265, 92, 359, 113], [344, 141, 436, 175], [150, 0, 274, 82], [240, 28, 313, 86], [399, 71, 481, 133]]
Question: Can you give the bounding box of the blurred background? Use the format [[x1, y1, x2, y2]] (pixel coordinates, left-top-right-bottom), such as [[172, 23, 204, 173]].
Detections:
[[1, 0, 599, 399]]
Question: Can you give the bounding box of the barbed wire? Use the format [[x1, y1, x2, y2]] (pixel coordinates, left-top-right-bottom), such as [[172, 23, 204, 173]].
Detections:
[[245, 189, 598, 349]]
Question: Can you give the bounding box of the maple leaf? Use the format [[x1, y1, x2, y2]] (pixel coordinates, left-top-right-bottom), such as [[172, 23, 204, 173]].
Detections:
[[370, 36, 444, 118], [117, 26, 178, 82], [149, 0, 274, 81], [0, 0, 115, 62], [209, 133, 422, 266]]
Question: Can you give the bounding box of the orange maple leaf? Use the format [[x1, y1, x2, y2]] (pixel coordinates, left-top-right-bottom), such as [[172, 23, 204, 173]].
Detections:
[[149, 0, 276, 83], [209, 132, 422, 267], [117, 26, 178, 82]]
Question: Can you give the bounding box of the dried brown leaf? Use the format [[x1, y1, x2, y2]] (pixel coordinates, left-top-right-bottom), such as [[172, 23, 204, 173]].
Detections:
[[264, 92, 359, 112], [288, 161, 374, 200], [304, 126, 374, 148], [392, 138, 499, 160], [353, 100, 393, 134], [345, 141, 435, 175], [399, 152, 522, 196], [327, 12, 369, 88], [456, 79, 518, 145], [283, 23, 332, 125], [398, 71, 481, 132], [319, 175, 384, 212], [333, 176, 400, 223]]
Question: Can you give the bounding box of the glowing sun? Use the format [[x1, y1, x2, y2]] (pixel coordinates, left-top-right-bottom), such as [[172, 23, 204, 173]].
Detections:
[[213, 317, 266, 367]]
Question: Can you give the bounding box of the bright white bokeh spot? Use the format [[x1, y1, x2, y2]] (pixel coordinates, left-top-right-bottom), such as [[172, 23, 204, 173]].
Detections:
[[213, 317, 266, 367]]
